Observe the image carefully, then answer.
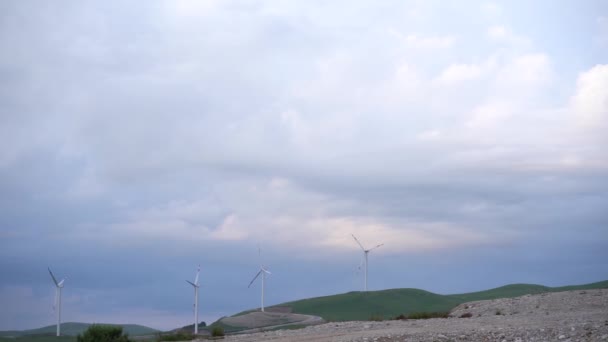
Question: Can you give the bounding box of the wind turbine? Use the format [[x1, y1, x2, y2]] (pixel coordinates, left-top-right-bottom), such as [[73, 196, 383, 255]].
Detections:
[[248, 248, 271, 312], [185, 265, 201, 335], [351, 234, 383, 292], [48, 267, 66, 337]]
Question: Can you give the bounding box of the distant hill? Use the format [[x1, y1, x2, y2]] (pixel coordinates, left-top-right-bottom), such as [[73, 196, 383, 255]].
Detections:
[[253, 280, 608, 322], [0, 322, 159, 338]]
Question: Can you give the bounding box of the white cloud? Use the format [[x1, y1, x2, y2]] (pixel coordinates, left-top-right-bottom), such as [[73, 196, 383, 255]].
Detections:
[[494, 53, 553, 94], [487, 25, 531, 46], [571, 64, 608, 130], [388, 29, 456, 49], [465, 101, 512, 131], [434, 63, 484, 85], [481, 2, 502, 18]]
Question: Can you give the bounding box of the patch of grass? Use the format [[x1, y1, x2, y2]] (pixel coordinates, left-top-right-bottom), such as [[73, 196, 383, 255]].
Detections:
[[406, 312, 448, 320], [201, 321, 244, 334], [156, 332, 193, 341], [76, 325, 130, 342], [210, 327, 224, 337], [368, 314, 384, 321], [0, 323, 158, 338], [0, 336, 76, 342], [282, 289, 461, 322]]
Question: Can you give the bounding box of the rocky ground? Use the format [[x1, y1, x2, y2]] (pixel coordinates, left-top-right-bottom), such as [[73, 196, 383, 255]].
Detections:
[[220, 311, 324, 332], [212, 289, 608, 342]]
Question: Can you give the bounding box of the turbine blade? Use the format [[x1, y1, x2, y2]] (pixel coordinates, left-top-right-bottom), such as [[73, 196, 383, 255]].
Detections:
[[48, 267, 59, 287], [351, 234, 366, 251], [58, 279, 65, 287], [262, 267, 271, 275], [186, 280, 196, 287], [248, 270, 262, 288], [194, 265, 200, 286], [369, 243, 384, 251]]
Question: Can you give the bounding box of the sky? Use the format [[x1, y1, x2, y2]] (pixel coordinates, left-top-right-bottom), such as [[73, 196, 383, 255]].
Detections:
[[1, 0, 607, 332]]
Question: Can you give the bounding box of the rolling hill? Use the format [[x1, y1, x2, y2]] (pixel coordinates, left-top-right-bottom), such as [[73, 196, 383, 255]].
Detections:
[[0, 322, 159, 338], [266, 279, 608, 322]]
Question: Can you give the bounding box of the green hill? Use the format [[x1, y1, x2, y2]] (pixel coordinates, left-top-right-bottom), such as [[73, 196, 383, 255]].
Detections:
[[268, 280, 608, 322], [0, 336, 76, 342], [0, 322, 159, 338]]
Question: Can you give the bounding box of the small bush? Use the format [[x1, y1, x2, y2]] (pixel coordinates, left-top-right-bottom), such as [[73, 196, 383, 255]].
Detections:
[[459, 312, 473, 318], [157, 333, 193, 341], [77, 325, 130, 342], [211, 326, 225, 337], [369, 314, 384, 321], [393, 312, 449, 320], [406, 312, 448, 320]]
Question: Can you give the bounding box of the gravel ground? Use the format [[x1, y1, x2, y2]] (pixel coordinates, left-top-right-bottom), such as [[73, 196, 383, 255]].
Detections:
[[212, 289, 608, 342], [221, 312, 318, 329]]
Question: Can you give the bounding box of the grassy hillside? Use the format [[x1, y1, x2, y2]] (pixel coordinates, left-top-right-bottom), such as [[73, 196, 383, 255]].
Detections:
[[0, 322, 159, 338], [272, 280, 608, 322], [284, 288, 460, 322], [0, 336, 76, 342]]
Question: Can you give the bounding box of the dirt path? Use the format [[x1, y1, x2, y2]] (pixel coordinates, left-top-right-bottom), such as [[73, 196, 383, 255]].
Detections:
[[230, 314, 325, 334]]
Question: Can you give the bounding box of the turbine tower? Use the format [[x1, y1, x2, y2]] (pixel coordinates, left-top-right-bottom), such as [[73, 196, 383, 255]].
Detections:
[[48, 267, 66, 337], [248, 248, 271, 312], [185, 265, 201, 335], [351, 234, 383, 291]]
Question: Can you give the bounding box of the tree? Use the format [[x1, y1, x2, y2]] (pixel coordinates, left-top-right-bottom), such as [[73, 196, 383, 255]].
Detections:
[[76, 325, 131, 342]]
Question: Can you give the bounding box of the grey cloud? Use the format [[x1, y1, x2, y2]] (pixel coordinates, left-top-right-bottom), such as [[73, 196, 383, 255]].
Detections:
[[1, 0, 607, 331]]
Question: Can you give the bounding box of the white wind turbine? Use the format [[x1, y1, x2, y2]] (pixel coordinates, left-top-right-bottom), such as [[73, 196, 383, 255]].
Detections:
[[185, 265, 201, 335], [48, 267, 66, 337], [248, 248, 271, 312], [352, 234, 383, 292]]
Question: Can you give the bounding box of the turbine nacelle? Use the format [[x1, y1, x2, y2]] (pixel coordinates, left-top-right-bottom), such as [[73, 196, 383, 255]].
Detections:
[[186, 265, 201, 288], [48, 267, 66, 288]]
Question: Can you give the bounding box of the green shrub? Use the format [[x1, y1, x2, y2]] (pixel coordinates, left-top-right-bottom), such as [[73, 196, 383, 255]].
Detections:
[[77, 325, 130, 342], [211, 326, 224, 337], [404, 312, 448, 320], [157, 333, 193, 341], [368, 314, 384, 321]]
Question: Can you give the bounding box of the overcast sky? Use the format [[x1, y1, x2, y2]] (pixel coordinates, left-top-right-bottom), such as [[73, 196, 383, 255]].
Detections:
[[1, 0, 607, 331]]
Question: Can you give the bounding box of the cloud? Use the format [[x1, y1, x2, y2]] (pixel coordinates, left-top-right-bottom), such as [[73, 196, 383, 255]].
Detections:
[[481, 2, 502, 18], [434, 63, 484, 84], [1, 0, 607, 332], [388, 29, 456, 49], [486, 25, 531, 46], [571, 64, 608, 130]]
